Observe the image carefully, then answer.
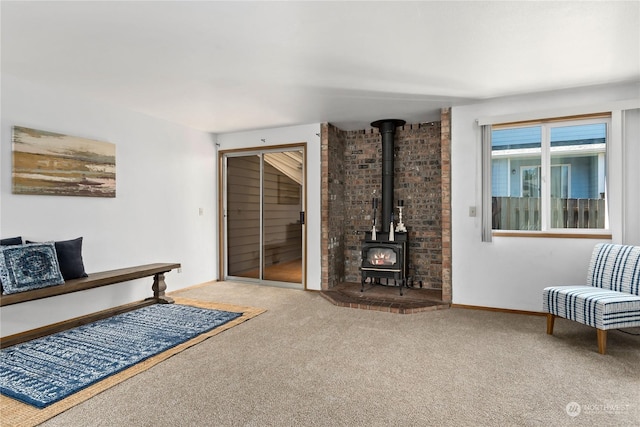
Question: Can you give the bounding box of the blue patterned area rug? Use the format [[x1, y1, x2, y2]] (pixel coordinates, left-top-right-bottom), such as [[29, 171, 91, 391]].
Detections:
[[0, 304, 242, 408]]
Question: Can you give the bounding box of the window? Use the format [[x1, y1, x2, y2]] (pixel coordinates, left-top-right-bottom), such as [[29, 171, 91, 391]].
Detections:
[[490, 117, 609, 232], [516, 164, 570, 198]]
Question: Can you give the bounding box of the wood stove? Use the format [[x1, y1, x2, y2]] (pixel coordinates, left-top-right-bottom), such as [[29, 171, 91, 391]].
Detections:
[[361, 231, 409, 295], [359, 119, 410, 295]]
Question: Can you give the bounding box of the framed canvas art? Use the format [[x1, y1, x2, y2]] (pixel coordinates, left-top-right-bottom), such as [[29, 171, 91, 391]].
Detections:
[[12, 126, 116, 198]]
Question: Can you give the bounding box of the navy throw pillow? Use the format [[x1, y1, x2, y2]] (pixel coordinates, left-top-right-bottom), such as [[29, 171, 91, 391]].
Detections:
[[1, 236, 23, 246]]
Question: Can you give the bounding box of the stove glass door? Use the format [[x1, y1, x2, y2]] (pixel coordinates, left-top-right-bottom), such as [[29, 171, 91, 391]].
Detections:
[[366, 247, 397, 266]]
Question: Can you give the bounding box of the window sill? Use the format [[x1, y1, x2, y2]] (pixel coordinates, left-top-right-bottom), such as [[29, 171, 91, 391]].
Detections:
[[492, 231, 612, 239]]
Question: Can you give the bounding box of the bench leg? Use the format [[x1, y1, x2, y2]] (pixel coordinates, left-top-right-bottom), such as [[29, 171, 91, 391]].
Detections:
[[597, 329, 607, 355], [546, 314, 555, 335], [152, 272, 174, 304]]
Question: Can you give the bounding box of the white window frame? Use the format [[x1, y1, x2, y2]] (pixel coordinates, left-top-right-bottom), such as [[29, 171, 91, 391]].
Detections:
[[479, 100, 639, 242], [543, 119, 608, 231], [490, 117, 611, 236]]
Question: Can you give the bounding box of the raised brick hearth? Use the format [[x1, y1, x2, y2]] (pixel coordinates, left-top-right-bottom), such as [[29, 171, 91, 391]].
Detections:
[[320, 282, 449, 314]]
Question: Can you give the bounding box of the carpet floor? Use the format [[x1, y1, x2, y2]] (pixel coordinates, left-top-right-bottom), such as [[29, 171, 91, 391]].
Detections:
[[5, 281, 639, 426], [0, 297, 265, 427], [6, 282, 640, 427]]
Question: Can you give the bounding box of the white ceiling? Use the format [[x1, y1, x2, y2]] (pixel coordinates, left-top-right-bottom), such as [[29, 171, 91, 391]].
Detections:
[[2, 1, 639, 133]]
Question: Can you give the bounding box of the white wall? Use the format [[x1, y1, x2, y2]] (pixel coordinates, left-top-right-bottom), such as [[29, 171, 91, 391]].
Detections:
[[451, 82, 640, 312], [217, 124, 322, 291], [623, 108, 640, 245], [1, 75, 218, 336]]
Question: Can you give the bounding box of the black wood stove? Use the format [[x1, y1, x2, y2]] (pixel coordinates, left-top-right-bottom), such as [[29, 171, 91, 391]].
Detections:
[[361, 231, 409, 295], [359, 118, 410, 296]]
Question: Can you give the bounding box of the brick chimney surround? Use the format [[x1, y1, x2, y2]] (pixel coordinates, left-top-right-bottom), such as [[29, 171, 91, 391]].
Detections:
[[320, 108, 452, 305]]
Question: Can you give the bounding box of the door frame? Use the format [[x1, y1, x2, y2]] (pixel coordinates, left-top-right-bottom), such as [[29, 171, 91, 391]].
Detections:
[[218, 143, 307, 289]]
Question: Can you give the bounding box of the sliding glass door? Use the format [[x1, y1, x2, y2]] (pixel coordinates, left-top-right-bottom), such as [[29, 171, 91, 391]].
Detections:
[[223, 147, 304, 288]]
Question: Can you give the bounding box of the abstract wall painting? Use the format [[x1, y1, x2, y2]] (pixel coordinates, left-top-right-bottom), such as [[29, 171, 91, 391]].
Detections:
[[12, 126, 116, 198]]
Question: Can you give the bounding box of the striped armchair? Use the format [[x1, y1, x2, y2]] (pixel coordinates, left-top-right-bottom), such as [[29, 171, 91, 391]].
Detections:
[[543, 243, 640, 354]]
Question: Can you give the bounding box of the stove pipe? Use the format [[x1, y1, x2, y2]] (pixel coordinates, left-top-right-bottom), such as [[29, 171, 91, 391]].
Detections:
[[371, 119, 405, 230]]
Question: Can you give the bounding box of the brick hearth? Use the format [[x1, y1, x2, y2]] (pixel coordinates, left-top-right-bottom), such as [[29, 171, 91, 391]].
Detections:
[[320, 282, 450, 314]]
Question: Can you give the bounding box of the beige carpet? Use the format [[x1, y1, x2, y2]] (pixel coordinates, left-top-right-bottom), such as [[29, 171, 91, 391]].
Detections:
[[6, 281, 639, 426], [0, 297, 265, 427]]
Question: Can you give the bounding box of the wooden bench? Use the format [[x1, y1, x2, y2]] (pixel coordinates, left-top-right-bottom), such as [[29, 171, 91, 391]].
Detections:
[[0, 263, 180, 348]]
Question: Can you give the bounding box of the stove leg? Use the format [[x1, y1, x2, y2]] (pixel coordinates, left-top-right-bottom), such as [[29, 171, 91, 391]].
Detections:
[[399, 279, 404, 296]]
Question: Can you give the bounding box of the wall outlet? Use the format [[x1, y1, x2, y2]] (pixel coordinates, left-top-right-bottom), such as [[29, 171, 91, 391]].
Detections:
[[469, 206, 477, 217], [177, 268, 182, 273]]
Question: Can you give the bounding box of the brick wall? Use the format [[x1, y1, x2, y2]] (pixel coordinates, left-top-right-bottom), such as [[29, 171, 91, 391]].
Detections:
[[321, 123, 348, 289], [440, 108, 452, 301], [322, 113, 449, 292]]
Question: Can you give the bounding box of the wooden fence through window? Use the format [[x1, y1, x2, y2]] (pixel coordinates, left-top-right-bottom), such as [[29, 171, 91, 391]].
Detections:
[[492, 197, 605, 230]]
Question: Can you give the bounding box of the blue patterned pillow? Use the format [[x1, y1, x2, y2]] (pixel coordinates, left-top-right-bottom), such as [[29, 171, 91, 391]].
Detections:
[[26, 237, 88, 280], [0, 243, 65, 294]]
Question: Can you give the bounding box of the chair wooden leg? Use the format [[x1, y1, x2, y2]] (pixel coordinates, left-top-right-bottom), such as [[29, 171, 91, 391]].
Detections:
[[597, 329, 607, 355], [546, 314, 555, 335]]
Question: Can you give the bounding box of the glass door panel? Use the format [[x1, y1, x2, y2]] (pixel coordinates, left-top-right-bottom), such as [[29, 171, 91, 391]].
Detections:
[[226, 155, 261, 279], [262, 151, 303, 283]]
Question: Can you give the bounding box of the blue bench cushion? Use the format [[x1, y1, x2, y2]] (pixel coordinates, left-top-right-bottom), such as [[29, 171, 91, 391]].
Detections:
[[543, 285, 640, 330]]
